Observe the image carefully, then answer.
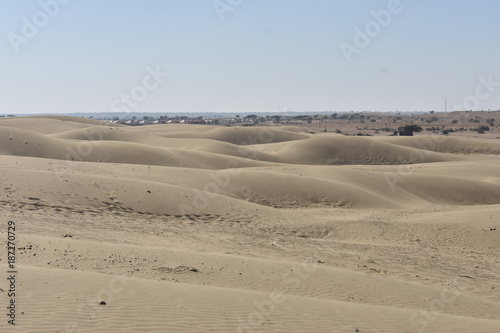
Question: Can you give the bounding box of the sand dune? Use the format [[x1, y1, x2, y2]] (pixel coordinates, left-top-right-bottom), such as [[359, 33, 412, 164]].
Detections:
[[376, 135, 500, 154], [251, 134, 454, 165], [0, 126, 275, 169], [2, 156, 500, 218], [129, 124, 311, 145], [0, 122, 460, 169], [1, 116, 499, 332], [0, 115, 121, 134]]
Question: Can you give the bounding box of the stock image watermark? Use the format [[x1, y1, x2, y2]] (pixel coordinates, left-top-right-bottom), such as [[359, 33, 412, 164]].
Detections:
[[65, 274, 129, 332], [6, 221, 17, 326], [452, 74, 500, 111], [384, 73, 499, 191], [384, 134, 448, 192], [7, 0, 71, 54], [409, 278, 461, 333], [340, 0, 406, 64], [213, 0, 243, 21], [51, 64, 168, 181], [179, 127, 275, 215], [52, 126, 104, 182], [237, 261, 318, 332], [111, 65, 169, 113]]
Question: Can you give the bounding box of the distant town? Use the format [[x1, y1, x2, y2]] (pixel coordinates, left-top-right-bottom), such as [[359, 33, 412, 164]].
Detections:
[[2, 110, 499, 137]]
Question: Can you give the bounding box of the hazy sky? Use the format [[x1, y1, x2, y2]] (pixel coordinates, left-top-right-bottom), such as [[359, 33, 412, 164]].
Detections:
[[1, 0, 499, 114]]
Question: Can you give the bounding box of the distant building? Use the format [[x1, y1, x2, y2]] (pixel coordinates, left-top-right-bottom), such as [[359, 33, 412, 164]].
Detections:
[[395, 127, 414, 136]]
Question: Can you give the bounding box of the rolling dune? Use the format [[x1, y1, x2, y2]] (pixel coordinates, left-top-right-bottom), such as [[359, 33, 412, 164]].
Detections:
[[1, 116, 499, 332]]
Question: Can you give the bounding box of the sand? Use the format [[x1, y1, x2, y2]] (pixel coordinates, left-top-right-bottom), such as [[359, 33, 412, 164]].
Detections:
[[0, 115, 499, 332]]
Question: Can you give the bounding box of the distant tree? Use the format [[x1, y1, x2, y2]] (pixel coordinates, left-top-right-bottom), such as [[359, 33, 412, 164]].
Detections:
[[430, 111, 435, 114], [403, 124, 423, 133]]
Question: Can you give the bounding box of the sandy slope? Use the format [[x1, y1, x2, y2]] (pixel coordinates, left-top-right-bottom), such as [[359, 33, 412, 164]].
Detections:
[[3, 265, 500, 333], [1, 116, 499, 332]]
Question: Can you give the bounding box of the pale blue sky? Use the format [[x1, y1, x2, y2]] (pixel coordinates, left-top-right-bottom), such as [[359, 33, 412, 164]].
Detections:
[[1, 0, 499, 114]]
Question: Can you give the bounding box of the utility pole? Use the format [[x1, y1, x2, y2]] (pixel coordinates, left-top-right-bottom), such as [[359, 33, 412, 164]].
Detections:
[[445, 97, 447, 112]]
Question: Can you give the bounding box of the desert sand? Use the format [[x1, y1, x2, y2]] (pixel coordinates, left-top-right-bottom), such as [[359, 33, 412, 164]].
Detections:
[[0, 115, 499, 332]]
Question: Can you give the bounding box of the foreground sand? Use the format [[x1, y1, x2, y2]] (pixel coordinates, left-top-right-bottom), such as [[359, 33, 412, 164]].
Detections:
[[0, 116, 499, 332]]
